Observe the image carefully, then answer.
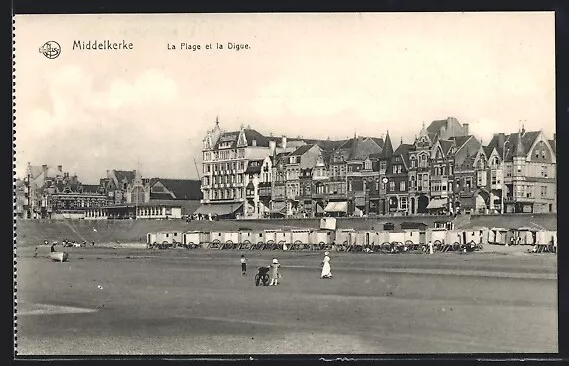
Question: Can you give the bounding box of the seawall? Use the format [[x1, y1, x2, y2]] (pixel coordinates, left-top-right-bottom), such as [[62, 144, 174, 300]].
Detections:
[[14, 213, 556, 247]]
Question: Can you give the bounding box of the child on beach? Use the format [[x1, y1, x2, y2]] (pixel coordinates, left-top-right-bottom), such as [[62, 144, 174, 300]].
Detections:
[[240, 254, 247, 275]]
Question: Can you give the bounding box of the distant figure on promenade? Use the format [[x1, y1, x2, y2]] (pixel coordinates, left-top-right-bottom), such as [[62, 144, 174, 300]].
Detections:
[[428, 240, 434, 254], [240, 254, 247, 275], [50, 243, 56, 253], [321, 252, 332, 279], [269, 258, 280, 286]]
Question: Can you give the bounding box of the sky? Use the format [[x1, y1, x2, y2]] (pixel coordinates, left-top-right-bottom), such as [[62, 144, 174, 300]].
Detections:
[[14, 12, 555, 184]]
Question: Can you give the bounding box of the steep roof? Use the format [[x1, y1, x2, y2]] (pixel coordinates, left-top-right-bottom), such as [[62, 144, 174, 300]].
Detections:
[[244, 128, 270, 147], [377, 132, 393, 159], [449, 135, 472, 150], [150, 178, 202, 200], [272, 152, 289, 165], [549, 140, 556, 154], [348, 137, 384, 161], [513, 131, 526, 157], [439, 140, 455, 155], [150, 192, 175, 200], [485, 131, 541, 161], [456, 154, 476, 170], [370, 137, 385, 148], [82, 184, 101, 194], [289, 144, 316, 156], [426, 119, 448, 134], [114, 170, 136, 184], [483, 145, 496, 158], [505, 131, 540, 160], [393, 143, 413, 166], [245, 159, 264, 174]]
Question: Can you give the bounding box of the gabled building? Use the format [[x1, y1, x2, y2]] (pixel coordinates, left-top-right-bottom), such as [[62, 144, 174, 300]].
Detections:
[[311, 151, 331, 217], [244, 157, 273, 219], [453, 144, 492, 214], [283, 144, 323, 217], [198, 118, 289, 218], [270, 152, 289, 217], [385, 140, 413, 215], [408, 124, 436, 215], [370, 131, 394, 215], [427, 138, 457, 215], [344, 135, 383, 216], [483, 129, 556, 214]]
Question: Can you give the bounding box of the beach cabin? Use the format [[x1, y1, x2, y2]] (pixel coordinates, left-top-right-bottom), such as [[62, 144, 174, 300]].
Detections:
[[238, 229, 255, 245], [209, 230, 238, 245], [182, 231, 209, 246], [464, 227, 489, 245], [291, 229, 311, 245], [310, 230, 333, 245], [388, 231, 405, 245], [516, 227, 537, 245], [426, 228, 447, 245], [535, 230, 556, 245], [403, 230, 422, 245], [352, 231, 375, 247], [489, 227, 509, 245], [445, 230, 464, 245], [374, 231, 390, 245], [147, 232, 176, 245], [334, 229, 355, 245]]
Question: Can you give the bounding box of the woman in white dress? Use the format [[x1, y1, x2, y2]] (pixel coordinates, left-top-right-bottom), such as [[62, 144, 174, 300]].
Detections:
[[321, 252, 332, 279]]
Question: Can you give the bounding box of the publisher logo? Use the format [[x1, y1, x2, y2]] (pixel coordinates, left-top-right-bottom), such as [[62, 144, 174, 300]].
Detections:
[[39, 41, 61, 59]]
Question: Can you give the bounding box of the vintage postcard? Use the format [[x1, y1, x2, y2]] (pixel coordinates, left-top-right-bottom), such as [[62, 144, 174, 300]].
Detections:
[[13, 12, 557, 356]]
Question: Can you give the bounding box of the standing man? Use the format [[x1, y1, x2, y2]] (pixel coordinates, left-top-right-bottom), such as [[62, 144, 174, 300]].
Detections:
[[428, 240, 434, 255], [240, 254, 247, 275]]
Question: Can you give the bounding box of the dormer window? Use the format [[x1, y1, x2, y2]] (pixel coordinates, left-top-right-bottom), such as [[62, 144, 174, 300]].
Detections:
[[252, 140, 257, 147]]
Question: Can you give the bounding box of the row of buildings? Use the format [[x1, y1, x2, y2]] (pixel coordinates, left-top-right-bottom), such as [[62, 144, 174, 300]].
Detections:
[[195, 117, 557, 219], [15, 164, 202, 219]]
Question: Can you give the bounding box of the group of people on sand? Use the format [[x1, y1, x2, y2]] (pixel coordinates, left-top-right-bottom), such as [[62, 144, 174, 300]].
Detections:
[[44, 239, 95, 249], [240, 251, 333, 284]]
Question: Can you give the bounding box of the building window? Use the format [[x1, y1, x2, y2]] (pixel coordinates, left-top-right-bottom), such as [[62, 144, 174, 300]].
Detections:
[[465, 177, 472, 189], [389, 182, 395, 192], [392, 165, 397, 174], [410, 157, 416, 168], [541, 185, 547, 198], [541, 165, 548, 177], [491, 171, 497, 185], [400, 196, 408, 210], [380, 162, 386, 171], [400, 181, 406, 192]]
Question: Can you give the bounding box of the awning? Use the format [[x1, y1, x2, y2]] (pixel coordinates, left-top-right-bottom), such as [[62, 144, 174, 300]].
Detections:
[[193, 202, 243, 216], [427, 198, 447, 209], [270, 201, 286, 214], [325, 201, 348, 213]]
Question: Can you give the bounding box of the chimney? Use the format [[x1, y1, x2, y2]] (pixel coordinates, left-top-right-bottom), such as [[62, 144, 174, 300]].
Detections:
[[57, 165, 62, 172], [269, 140, 276, 156], [463, 123, 469, 135], [42, 164, 48, 176], [282, 136, 287, 150]]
